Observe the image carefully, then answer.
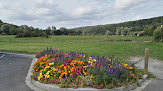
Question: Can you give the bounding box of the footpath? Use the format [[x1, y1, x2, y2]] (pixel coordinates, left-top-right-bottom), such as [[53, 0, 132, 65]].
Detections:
[[128, 57, 163, 91]]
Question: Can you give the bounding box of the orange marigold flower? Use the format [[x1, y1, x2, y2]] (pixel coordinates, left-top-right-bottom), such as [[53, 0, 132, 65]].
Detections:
[[129, 67, 133, 70], [58, 71, 61, 73]]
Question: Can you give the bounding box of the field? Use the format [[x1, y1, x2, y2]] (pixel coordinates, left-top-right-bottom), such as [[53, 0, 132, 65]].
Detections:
[[0, 35, 163, 61]]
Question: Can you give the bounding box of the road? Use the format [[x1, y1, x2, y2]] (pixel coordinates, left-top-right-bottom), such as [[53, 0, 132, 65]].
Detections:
[[1, 53, 163, 91], [0, 53, 34, 91]]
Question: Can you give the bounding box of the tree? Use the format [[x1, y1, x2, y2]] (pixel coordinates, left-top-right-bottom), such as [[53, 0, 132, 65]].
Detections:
[[153, 26, 163, 41], [121, 27, 129, 35], [23, 25, 31, 37], [10, 27, 18, 35], [59, 27, 68, 35], [18, 26, 24, 33], [51, 26, 56, 31], [45, 26, 51, 35], [116, 27, 122, 36], [54, 30, 63, 35], [50, 26, 56, 35], [105, 30, 112, 36], [1, 24, 10, 35]]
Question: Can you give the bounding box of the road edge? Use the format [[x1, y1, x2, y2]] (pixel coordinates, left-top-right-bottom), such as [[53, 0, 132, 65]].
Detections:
[[25, 58, 47, 91]]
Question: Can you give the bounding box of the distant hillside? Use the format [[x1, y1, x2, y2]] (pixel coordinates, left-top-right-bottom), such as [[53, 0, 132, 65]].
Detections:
[[0, 16, 163, 36], [68, 16, 163, 35]]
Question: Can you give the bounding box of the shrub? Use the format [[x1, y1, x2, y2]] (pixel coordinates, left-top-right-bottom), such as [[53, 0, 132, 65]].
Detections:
[[153, 26, 163, 41]]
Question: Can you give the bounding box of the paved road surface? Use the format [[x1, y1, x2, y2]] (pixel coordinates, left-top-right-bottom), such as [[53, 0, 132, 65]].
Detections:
[[142, 79, 163, 91], [0, 53, 34, 91]]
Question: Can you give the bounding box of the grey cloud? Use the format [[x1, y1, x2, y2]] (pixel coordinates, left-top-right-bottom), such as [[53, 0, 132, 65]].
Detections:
[[0, 0, 162, 29]]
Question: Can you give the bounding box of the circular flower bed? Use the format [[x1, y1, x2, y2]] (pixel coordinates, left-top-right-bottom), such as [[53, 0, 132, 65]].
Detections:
[[32, 48, 143, 89]]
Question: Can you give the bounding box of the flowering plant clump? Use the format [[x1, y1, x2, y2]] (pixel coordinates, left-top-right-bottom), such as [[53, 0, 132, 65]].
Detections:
[[32, 48, 143, 89]]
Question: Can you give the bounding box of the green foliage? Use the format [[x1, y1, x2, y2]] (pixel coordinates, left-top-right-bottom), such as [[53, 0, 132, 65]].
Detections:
[[1, 24, 10, 34], [59, 27, 68, 35], [116, 27, 122, 36], [1, 16, 163, 36], [69, 16, 163, 35], [153, 26, 163, 41], [144, 23, 160, 36], [10, 27, 18, 35], [105, 30, 112, 36]]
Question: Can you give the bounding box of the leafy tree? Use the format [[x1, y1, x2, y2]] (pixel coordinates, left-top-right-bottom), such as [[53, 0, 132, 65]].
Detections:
[[10, 27, 18, 35], [18, 26, 24, 33], [54, 30, 63, 35], [105, 30, 112, 36], [52, 26, 56, 31], [153, 26, 163, 41], [121, 27, 129, 35], [1, 24, 10, 34], [116, 27, 122, 36], [59, 27, 68, 35], [45, 26, 51, 35], [143, 27, 149, 35], [23, 25, 31, 37]]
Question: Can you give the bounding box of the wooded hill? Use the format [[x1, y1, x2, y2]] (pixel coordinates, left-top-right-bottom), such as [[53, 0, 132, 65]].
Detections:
[[69, 16, 163, 35], [0, 16, 163, 37]]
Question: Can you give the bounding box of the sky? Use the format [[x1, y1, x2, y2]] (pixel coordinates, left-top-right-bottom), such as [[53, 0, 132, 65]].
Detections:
[[0, 0, 163, 29]]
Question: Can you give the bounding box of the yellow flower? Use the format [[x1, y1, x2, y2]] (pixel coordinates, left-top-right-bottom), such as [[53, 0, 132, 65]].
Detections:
[[89, 57, 92, 60], [68, 71, 71, 73], [38, 76, 41, 81], [59, 77, 61, 79], [49, 62, 54, 66], [83, 71, 86, 75], [93, 59, 96, 62]]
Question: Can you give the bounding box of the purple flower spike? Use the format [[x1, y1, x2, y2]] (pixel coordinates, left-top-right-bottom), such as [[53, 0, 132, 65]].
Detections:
[[140, 74, 142, 77], [86, 81, 89, 86]]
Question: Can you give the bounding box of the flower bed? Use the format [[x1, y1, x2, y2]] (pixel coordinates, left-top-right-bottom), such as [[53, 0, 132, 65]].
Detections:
[[32, 48, 143, 89]]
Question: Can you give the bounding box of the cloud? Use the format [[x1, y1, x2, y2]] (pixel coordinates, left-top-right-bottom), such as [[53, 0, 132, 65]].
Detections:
[[0, 2, 4, 8], [0, 0, 162, 29], [72, 7, 92, 16], [114, 0, 146, 9]]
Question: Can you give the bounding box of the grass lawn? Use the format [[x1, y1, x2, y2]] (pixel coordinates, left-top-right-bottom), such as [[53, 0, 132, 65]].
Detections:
[[0, 35, 162, 61]]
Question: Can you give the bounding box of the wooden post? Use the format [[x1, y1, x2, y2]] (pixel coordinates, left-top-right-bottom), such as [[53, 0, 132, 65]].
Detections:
[[144, 48, 149, 74]]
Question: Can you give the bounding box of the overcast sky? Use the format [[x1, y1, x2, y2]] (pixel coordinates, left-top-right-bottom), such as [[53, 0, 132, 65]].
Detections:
[[0, 0, 163, 29]]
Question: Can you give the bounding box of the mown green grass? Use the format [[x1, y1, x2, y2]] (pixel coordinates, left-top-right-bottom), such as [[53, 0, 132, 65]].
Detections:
[[0, 35, 153, 42], [0, 35, 162, 61]]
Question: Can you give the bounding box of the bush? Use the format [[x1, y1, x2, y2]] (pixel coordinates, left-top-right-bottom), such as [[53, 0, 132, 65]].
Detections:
[[153, 26, 163, 41]]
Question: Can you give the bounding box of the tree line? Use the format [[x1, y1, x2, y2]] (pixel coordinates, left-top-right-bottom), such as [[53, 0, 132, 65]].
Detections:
[[69, 16, 163, 36], [0, 20, 79, 38], [0, 16, 163, 40]]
